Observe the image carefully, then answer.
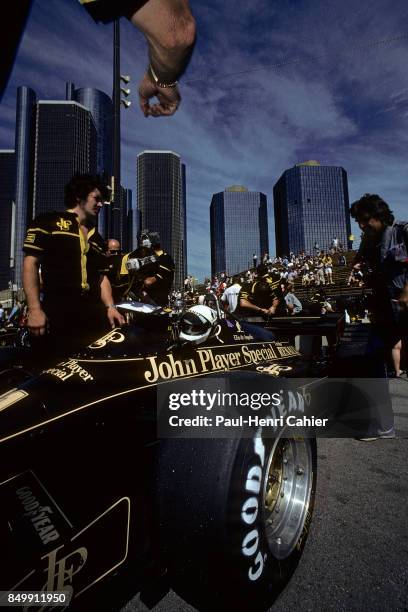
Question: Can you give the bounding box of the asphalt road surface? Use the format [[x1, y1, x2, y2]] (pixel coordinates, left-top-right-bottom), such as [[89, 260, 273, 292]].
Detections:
[[121, 378, 408, 612]]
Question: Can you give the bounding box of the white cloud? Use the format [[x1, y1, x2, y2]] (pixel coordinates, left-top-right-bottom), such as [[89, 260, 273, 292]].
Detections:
[[1, 0, 408, 279]]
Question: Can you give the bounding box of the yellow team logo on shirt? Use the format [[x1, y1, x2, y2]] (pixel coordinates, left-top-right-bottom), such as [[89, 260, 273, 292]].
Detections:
[[25, 233, 36, 244], [56, 218, 72, 231]]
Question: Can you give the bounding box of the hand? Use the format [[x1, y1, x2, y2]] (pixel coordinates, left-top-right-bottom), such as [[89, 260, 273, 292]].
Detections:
[[27, 307, 48, 336], [393, 290, 408, 309], [138, 72, 181, 117], [107, 306, 125, 329]]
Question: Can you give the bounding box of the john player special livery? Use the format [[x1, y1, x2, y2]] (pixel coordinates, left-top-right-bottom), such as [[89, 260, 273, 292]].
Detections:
[[0, 304, 320, 611]]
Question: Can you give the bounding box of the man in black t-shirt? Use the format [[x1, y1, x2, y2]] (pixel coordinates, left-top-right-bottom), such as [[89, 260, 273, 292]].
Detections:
[[236, 265, 282, 317], [22, 174, 124, 347]]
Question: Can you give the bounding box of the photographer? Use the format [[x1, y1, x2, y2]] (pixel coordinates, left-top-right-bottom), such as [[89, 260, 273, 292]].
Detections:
[[347, 194, 407, 440], [351, 194, 407, 378]]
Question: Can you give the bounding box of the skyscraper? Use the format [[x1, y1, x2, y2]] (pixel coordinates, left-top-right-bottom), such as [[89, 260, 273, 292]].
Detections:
[[67, 84, 114, 239], [181, 163, 187, 277], [72, 87, 113, 179], [210, 186, 269, 276], [273, 161, 351, 256], [32, 101, 97, 217], [137, 151, 186, 288], [0, 150, 15, 289], [13, 86, 36, 287], [122, 188, 133, 251]]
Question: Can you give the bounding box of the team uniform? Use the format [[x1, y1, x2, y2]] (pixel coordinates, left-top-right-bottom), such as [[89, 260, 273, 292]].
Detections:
[[121, 249, 175, 307], [23, 210, 110, 343], [236, 274, 282, 315]]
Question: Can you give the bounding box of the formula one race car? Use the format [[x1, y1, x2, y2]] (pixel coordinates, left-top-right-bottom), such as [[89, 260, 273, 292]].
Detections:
[[0, 304, 323, 612]]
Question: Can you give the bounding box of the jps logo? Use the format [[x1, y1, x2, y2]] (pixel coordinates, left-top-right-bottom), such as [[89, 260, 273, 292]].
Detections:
[[88, 329, 125, 349], [42, 545, 87, 590], [25, 233, 36, 244], [56, 218, 72, 231]]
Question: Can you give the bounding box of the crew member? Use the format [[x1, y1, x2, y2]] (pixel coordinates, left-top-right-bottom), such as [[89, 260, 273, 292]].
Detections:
[[122, 231, 175, 307], [22, 174, 124, 350], [237, 264, 282, 316], [106, 238, 128, 304]]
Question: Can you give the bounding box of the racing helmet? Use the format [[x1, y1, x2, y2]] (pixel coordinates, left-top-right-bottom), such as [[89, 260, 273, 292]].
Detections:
[[179, 305, 218, 345]]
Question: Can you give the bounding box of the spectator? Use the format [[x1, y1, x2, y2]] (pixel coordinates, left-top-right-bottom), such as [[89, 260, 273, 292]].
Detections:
[[220, 275, 241, 313], [283, 284, 302, 315], [325, 263, 334, 285]]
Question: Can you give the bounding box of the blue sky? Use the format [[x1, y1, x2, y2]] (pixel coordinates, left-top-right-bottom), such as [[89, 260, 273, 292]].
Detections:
[[1, 0, 408, 280]]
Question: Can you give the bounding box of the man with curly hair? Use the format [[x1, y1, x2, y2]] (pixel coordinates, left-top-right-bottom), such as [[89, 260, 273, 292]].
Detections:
[[22, 174, 124, 348]]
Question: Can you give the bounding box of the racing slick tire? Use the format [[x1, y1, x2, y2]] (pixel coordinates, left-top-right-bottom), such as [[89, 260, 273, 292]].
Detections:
[[155, 432, 317, 611]]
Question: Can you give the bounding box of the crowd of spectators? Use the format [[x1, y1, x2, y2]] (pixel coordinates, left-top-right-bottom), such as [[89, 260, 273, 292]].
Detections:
[[0, 300, 26, 331], [171, 242, 364, 314]]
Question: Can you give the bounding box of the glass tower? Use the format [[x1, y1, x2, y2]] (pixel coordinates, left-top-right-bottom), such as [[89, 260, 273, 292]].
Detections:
[[0, 151, 15, 290], [32, 101, 97, 217], [273, 161, 351, 255], [73, 87, 113, 179], [137, 151, 186, 288], [13, 86, 36, 287], [210, 186, 269, 276]]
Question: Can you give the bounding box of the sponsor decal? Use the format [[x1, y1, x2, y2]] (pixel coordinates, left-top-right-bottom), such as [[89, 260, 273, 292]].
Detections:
[[88, 330, 125, 349], [242, 435, 266, 582], [16, 486, 60, 545], [56, 218, 72, 231], [6, 493, 130, 609], [256, 364, 293, 376], [44, 359, 94, 383], [143, 343, 298, 383], [232, 320, 255, 342]]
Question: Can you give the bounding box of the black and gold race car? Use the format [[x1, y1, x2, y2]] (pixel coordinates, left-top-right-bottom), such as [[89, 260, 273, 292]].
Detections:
[[0, 304, 325, 612]]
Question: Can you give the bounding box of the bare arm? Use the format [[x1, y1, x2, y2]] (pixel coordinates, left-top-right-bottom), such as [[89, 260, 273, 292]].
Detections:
[[23, 254, 47, 335], [130, 0, 196, 116], [143, 275, 157, 287], [239, 298, 269, 315], [100, 275, 125, 328]]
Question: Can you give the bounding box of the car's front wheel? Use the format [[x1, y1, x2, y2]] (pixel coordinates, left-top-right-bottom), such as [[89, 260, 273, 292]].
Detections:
[[155, 431, 317, 611]]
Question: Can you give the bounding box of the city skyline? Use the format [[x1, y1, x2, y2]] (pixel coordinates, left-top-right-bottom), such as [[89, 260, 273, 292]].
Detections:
[[274, 161, 351, 256], [0, 150, 15, 290], [137, 151, 186, 288], [1, 0, 408, 280], [210, 186, 269, 276]]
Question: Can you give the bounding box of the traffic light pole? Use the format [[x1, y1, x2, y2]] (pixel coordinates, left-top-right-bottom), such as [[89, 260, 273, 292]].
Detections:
[[111, 18, 121, 239]]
